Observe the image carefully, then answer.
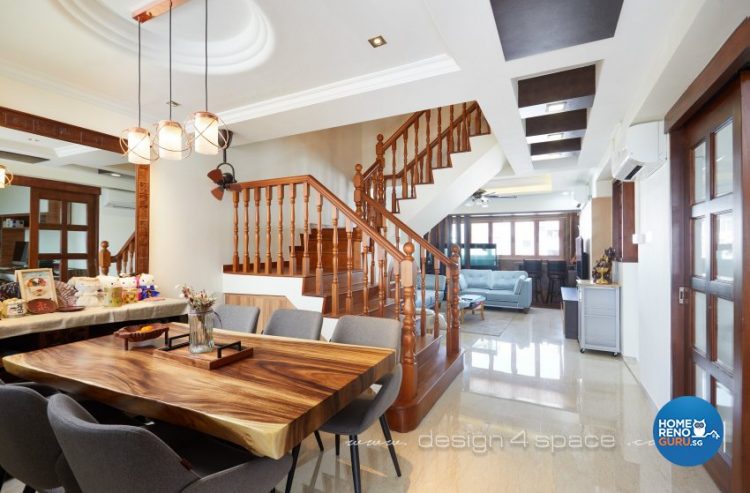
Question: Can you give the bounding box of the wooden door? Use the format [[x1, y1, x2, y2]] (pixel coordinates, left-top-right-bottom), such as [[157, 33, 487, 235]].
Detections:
[[673, 74, 748, 492], [29, 189, 98, 281]]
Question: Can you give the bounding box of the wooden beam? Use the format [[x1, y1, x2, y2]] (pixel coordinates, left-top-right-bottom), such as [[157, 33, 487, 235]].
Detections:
[[529, 137, 581, 155], [525, 109, 587, 136], [132, 0, 189, 23]]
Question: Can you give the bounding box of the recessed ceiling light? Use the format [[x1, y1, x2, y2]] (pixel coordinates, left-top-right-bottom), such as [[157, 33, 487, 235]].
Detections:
[[368, 35, 387, 48], [110, 172, 122, 177], [27, 137, 40, 142], [546, 102, 566, 113], [166, 100, 181, 107], [547, 133, 563, 141]]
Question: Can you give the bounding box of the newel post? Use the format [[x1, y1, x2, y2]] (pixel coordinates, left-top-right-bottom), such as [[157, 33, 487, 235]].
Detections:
[[448, 244, 461, 356], [398, 242, 418, 403], [354, 163, 363, 217]]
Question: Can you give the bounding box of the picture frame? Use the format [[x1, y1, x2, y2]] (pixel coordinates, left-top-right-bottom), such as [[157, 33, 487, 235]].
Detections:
[[16, 268, 57, 304]]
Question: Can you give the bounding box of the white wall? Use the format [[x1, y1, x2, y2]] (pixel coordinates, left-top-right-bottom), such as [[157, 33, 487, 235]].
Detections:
[[150, 123, 367, 298], [634, 159, 672, 408], [0, 185, 30, 215], [100, 190, 135, 254]]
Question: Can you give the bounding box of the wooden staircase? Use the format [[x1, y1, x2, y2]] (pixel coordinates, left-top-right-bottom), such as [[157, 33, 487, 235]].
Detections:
[[221, 102, 489, 433]]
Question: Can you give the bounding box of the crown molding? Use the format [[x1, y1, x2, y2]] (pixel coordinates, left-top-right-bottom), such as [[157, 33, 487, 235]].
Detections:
[[219, 54, 461, 124]]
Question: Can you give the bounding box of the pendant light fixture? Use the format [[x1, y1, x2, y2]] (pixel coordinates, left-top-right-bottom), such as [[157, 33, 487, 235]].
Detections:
[[121, 21, 153, 165], [156, 1, 188, 160], [191, 0, 227, 155]]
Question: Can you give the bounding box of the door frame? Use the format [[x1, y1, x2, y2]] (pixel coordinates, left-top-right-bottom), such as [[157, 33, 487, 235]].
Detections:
[[0, 106, 150, 274], [666, 19, 750, 493]]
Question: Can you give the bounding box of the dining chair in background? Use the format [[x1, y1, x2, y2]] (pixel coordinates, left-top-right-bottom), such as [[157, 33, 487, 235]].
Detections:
[[522, 259, 544, 303], [47, 393, 293, 493], [262, 307, 325, 493], [214, 304, 260, 333], [319, 315, 403, 493]]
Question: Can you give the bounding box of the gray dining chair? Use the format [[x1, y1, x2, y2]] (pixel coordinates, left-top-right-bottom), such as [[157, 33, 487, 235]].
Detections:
[[262, 308, 324, 493], [47, 393, 293, 493], [320, 315, 403, 493], [0, 383, 81, 493], [214, 304, 260, 333]]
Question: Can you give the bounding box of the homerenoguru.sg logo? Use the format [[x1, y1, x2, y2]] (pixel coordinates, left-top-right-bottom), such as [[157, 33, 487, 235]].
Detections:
[[653, 396, 723, 467]]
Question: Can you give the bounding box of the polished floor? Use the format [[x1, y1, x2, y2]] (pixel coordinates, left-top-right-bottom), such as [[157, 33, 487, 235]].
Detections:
[[2, 308, 720, 493]]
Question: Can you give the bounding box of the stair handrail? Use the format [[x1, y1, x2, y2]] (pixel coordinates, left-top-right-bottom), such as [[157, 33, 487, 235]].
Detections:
[[360, 109, 428, 183], [113, 232, 136, 275]]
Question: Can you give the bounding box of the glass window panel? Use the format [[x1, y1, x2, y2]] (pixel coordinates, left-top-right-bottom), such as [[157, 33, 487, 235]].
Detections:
[[39, 229, 61, 254], [450, 223, 465, 244], [492, 222, 511, 255], [471, 222, 489, 243], [693, 142, 706, 203], [693, 292, 707, 353], [68, 202, 88, 226], [695, 365, 709, 401], [39, 199, 62, 225], [693, 217, 706, 277], [514, 221, 535, 256], [715, 380, 733, 457], [716, 298, 734, 370], [715, 212, 733, 282], [67, 259, 90, 278], [538, 220, 561, 256], [67, 231, 88, 254], [714, 121, 733, 197]]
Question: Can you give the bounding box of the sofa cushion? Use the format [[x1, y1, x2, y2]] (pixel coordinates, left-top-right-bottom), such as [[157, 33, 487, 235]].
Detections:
[[458, 274, 468, 290], [489, 270, 527, 290], [417, 274, 447, 292], [484, 290, 519, 303], [461, 288, 490, 297], [415, 290, 436, 309], [461, 269, 491, 289]]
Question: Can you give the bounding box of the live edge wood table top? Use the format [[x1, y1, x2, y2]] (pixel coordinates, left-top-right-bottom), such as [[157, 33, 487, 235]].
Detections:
[[2, 324, 396, 459]]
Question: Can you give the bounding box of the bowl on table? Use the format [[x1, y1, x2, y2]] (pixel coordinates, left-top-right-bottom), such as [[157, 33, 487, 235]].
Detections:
[[114, 323, 170, 350]]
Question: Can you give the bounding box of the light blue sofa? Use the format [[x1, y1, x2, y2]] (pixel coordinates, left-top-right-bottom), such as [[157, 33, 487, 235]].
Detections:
[[415, 274, 447, 309], [459, 269, 532, 311]]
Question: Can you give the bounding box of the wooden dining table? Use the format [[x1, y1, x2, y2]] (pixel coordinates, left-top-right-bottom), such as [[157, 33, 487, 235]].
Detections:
[[2, 323, 396, 460]]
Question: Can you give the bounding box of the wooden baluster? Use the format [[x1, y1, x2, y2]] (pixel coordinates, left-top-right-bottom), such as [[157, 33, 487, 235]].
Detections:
[[410, 159, 417, 198], [331, 208, 339, 316], [399, 243, 418, 403], [242, 189, 250, 273], [289, 184, 296, 276], [449, 245, 461, 356], [391, 143, 397, 212], [253, 187, 261, 273], [345, 218, 353, 314], [302, 183, 310, 276], [232, 190, 240, 272], [449, 105, 454, 154], [378, 245, 385, 317], [395, 225, 400, 252], [265, 186, 272, 274], [354, 164, 363, 217], [316, 193, 323, 294], [433, 259, 441, 338], [401, 133, 408, 198], [361, 233, 370, 314], [462, 102, 469, 150], [414, 116, 420, 185], [376, 134, 385, 208], [426, 110, 433, 184], [420, 245, 427, 337], [437, 106, 443, 168], [393, 258, 401, 320], [276, 184, 284, 275], [475, 104, 481, 135], [370, 237, 376, 287], [116, 255, 122, 276]]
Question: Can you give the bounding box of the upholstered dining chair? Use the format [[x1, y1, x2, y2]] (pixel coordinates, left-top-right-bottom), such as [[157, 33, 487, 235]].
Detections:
[[47, 393, 293, 493], [262, 308, 324, 493], [0, 383, 81, 493], [319, 315, 403, 493], [214, 304, 261, 333]]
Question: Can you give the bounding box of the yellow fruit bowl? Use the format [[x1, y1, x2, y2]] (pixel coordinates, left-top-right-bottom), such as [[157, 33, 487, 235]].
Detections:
[[114, 323, 170, 350]]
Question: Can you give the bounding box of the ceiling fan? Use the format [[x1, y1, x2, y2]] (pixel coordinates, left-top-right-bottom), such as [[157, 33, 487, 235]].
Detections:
[[207, 129, 237, 201], [465, 189, 517, 207]]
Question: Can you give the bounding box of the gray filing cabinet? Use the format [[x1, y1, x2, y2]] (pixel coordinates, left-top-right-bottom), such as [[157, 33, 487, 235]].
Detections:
[[577, 281, 620, 356]]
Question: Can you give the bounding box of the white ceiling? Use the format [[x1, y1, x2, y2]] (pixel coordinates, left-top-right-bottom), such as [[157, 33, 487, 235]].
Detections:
[[1, 0, 749, 198]]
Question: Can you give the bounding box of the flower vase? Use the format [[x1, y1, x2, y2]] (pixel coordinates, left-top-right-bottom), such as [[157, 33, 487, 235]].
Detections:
[[188, 309, 215, 354]]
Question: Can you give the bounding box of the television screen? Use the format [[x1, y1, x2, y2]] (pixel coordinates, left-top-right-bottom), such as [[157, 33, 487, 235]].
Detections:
[[12, 241, 28, 264]]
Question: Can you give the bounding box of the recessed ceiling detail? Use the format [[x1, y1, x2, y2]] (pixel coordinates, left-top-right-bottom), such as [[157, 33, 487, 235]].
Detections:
[[55, 0, 273, 75], [491, 0, 624, 60], [517, 65, 596, 163]]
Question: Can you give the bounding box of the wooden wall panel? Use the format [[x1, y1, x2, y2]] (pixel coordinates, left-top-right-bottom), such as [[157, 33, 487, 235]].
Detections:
[[223, 293, 296, 334], [135, 165, 150, 274], [590, 197, 612, 262]]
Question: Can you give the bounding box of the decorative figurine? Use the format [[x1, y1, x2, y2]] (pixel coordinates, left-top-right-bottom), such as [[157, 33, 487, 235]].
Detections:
[[591, 247, 616, 284]]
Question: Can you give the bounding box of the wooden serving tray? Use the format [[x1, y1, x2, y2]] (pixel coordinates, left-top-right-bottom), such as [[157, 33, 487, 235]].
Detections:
[[153, 333, 253, 370]]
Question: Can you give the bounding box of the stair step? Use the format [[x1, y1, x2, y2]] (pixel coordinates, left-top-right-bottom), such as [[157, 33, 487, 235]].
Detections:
[[415, 334, 442, 367]]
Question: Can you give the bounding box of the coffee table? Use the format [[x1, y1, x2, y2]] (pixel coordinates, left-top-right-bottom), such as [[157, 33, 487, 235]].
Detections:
[[459, 294, 486, 323]]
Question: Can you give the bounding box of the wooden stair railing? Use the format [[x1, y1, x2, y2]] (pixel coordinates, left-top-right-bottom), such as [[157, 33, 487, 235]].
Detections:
[[361, 194, 462, 356], [355, 101, 490, 216], [114, 232, 136, 275], [224, 174, 421, 404]]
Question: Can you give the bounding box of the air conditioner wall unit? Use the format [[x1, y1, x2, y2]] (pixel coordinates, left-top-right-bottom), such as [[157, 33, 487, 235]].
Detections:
[[612, 121, 667, 182], [102, 189, 135, 210]]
